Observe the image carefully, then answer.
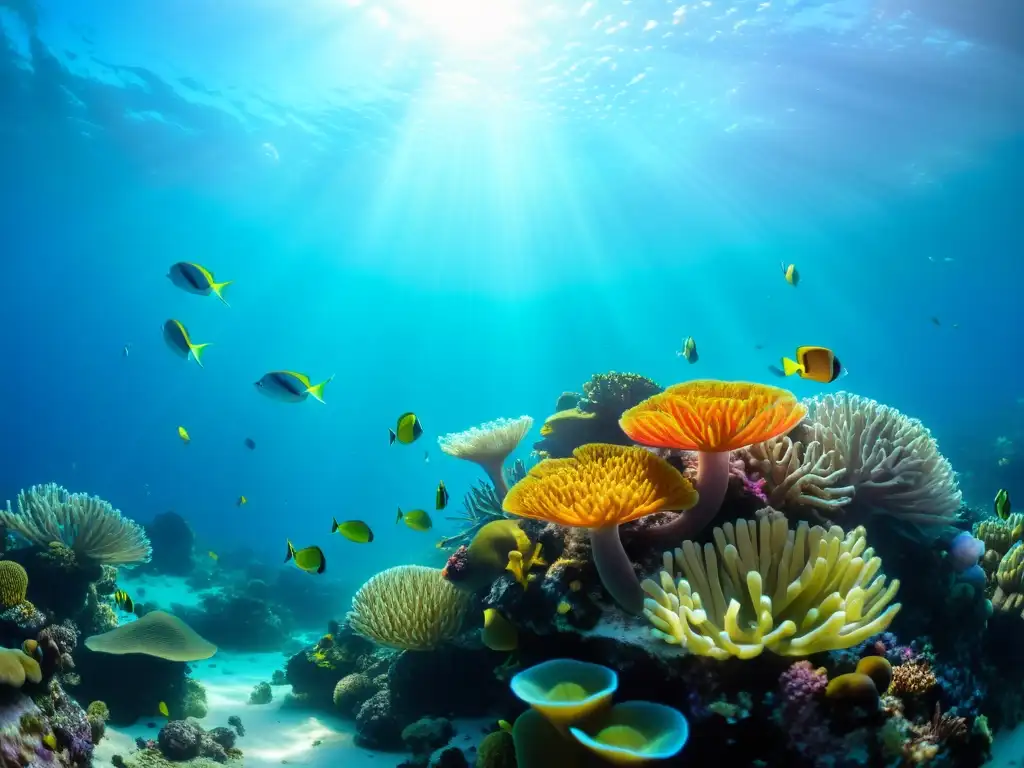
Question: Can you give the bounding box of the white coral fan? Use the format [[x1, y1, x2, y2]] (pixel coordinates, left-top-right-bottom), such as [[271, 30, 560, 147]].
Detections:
[[438, 416, 533, 500]]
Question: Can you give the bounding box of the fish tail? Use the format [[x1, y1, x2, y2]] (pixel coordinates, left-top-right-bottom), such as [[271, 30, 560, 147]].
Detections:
[[781, 357, 803, 377], [306, 374, 334, 404], [285, 540, 294, 563], [331, 517, 339, 533], [389, 428, 397, 445], [211, 280, 232, 307], [189, 342, 211, 368]]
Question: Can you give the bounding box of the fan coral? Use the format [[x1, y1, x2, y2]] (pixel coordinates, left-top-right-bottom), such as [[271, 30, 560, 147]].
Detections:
[[743, 393, 961, 525], [641, 513, 901, 658], [84, 610, 217, 661], [347, 565, 469, 650], [503, 443, 697, 614], [438, 416, 534, 500], [0, 560, 28, 607], [620, 380, 806, 541], [1, 483, 152, 565]]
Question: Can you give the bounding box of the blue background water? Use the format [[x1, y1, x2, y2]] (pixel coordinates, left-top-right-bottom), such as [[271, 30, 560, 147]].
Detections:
[[1, 0, 1021, 591]]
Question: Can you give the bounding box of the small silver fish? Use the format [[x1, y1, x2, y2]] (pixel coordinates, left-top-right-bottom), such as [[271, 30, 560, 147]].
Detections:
[[123, 343, 132, 358]]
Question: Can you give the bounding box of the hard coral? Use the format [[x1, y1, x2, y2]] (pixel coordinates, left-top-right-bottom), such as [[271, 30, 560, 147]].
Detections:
[[355, 689, 402, 750], [890, 660, 938, 696], [333, 673, 376, 715], [0, 560, 29, 607]]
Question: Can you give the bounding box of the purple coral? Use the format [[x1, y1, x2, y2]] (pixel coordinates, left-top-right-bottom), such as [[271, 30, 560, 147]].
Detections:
[[948, 532, 984, 574], [441, 546, 470, 583], [777, 661, 832, 758], [44, 679, 94, 766]]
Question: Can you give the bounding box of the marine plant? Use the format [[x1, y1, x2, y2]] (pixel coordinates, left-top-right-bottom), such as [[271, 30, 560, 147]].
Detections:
[[641, 512, 901, 658], [741, 392, 961, 525], [1, 483, 152, 566], [438, 416, 534, 501], [503, 443, 698, 614], [619, 380, 806, 542]]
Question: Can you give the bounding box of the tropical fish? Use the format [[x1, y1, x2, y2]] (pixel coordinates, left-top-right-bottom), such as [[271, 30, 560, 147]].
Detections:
[[43, 733, 56, 750], [254, 371, 334, 404], [506, 543, 547, 589], [236, 495, 247, 507], [158, 701, 170, 718], [285, 540, 326, 574], [995, 489, 1011, 520], [482, 608, 518, 651], [167, 262, 232, 306], [208, 551, 219, 562], [435, 481, 449, 511], [162, 319, 211, 367], [389, 412, 423, 445], [114, 589, 134, 613], [331, 517, 374, 543], [178, 426, 191, 444], [244, 438, 256, 450], [775, 346, 844, 384], [676, 336, 698, 364], [781, 261, 799, 286], [396, 507, 432, 532]]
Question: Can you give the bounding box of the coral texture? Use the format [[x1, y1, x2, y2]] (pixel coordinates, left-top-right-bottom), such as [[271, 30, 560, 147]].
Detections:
[[0, 560, 29, 607]]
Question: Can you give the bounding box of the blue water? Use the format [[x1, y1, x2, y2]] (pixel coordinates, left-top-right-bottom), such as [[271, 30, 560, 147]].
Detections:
[[1, 0, 1021, 591]]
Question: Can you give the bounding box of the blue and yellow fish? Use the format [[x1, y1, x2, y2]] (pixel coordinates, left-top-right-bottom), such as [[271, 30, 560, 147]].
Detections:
[[167, 262, 232, 306], [255, 371, 333, 404], [390, 413, 423, 445], [781, 261, 799, 286], [162, 319, 211, 368]]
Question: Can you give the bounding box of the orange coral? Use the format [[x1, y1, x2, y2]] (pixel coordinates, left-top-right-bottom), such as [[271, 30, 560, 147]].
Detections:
[[502, 444, 697, 528], [889, 660, 937, 696], [619, 380, 806, 453]]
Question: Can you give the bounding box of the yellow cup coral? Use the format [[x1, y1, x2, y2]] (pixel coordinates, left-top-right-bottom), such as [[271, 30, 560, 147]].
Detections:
[[509, 659, 617, 727], [641, 513, 901, 659], [568, 701, 690, 765], [347, 565, 469, 651]]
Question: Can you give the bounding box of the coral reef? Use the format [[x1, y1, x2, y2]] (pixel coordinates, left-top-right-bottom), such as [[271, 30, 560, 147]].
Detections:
[[438, 416, 534, 501]]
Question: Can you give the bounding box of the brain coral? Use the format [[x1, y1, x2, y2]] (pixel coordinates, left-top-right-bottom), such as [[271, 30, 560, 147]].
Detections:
[[347, 565, 469, 651], [0, 560, 28, 607], [84, 610, 217, 661]]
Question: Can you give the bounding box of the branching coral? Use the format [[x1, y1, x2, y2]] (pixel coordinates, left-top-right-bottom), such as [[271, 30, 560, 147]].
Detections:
[[889, 660, 937, 696], [742, 393, 961, 525], [438, 417, 533, 500], [1, 483, 152, 566], [347, 565, 469, 651], [641, 513, 901, 658]]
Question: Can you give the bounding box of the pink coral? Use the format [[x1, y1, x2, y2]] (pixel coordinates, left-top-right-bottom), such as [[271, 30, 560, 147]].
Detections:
[[777, 661, 832, 759]]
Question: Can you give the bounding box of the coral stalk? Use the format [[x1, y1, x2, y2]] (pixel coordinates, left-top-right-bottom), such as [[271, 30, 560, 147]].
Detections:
[[644, 451, 732, 544], [590, 525, 644, 615]]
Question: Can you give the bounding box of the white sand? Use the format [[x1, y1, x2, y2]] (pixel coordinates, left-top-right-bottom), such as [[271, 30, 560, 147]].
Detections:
[[91, 650, 488, 767]]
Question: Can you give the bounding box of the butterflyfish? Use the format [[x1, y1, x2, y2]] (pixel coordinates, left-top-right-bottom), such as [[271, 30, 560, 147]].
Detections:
[[254, 371, 334, 404], [162, 319, 211, 367], [389, 412, 423, 445], [996, 489, 1011, 521], [435, 481, 449, 511], [331, 517, 374, 543], [677, 336, 698, 363], [776, 346, 844, 384], [167, 262, 233, 306], [396, 507, 432, 531], [285, 540, 327, 574], [114, 589, 134, 613]]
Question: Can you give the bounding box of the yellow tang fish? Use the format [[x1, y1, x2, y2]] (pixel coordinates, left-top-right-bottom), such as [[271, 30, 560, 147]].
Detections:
[[781, 261, 800, 286], [236, 495, 247, 507], [389, 412, 423, 445], [435, 481, 449, 511], [167, 262, 232, 306], [178, 426, 190, 444], [114, 589, 134, 614], [396, 507, 432, 532], [254, 371, 333, 404], [162, 319, 211, 368], [285, 540, 326, 574], [158, 701, 169, 717], [331, 517, 374, 543]]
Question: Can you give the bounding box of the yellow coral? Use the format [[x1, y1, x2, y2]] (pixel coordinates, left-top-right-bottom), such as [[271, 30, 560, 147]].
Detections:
[[889, 660, 937, 696], [992, 542, 1024, 616], [0, 560, 28, 608], [641, 513, 901, 659], [506, 544, 547, 589], [0, 647, 42, 687], [347, 565, 469, 651], [975, 514, 1024, 558]]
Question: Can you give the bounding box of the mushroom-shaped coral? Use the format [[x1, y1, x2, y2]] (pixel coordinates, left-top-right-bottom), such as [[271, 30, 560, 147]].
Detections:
[[510, 659, 617, 727], [568, 700, 689, 765], [438, 416, 533, 501], [503, 444, 697, 613], [84, 610, 217, 661], [641, 513, 901, 658], [347, 565, 469, 650], [620, 380, 805, 541]]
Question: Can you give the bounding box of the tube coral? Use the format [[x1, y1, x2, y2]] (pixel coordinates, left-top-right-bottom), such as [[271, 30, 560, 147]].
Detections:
[[438, 417, 534, 501], [620, 380, 805, 542], [641, 513, 901, 658], [503, 444, 697, 614]]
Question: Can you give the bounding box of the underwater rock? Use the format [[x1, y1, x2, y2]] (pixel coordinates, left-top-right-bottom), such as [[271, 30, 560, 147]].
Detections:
[[144, 511, 195, 576], [35, 676, 95, 766], [428, 746, 470, 768], [248, 681, 272, 705], [175, 589, 291, 652], [389, 646, 507, 721], [157, 718, 234, 763], [285, 629, 375, 707], [74, 643, 188, 724], [333, 673, 377, 715], [401, 716, 455, 756], [355, 689, 403, 750], [5, 544, 103, 622]]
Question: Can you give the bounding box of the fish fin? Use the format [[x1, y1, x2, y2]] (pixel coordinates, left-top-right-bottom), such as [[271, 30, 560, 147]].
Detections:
[[331, 517, 339, 533], [767, 364, 786, 378], [389, 428, 396, 445], [189, 342, 211, 368], [305, 375, 334, 404], [317, 555, 326, 574], [781, 357, 803, 377], [396, 507, 402, 524], [211, 280, 232, 307], [285, 540, 294, 562]]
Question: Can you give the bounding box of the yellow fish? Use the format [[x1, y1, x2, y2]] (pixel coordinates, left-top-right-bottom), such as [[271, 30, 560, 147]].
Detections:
[[506, 543, 547, 589], [396, 507, 432, 532], [236, 495, 247, 507], [162, 319, 211, 368], [389, 412, 423, 445], [285, 540, 326, 574], [331, 517, 374, 543], [167, 262, 232, 306], [208, 551, 219, 562], [254, 371, 333, 404], [114, 589, 134, 613], [777, 346, 844, 384], [781, 261, 800, 286], [159, 701, 169, 717], [43, 733, 56, 750], [435, 481, 449, 511], [178, 426, 190, 444], [482, 608, 518, 651]]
